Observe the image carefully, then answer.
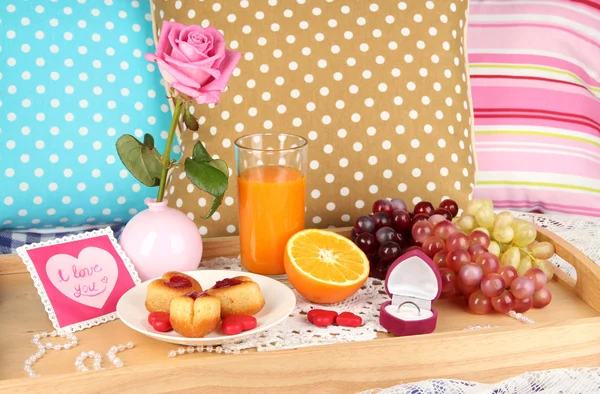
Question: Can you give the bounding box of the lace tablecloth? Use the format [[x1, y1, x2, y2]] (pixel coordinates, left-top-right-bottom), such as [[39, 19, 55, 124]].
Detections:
[[201, 212, 600, 393]]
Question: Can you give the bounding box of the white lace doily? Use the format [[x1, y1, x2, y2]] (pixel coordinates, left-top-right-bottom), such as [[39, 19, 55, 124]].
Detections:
[[198, 211, 600, 353], [357, 367, 600, 394], [198, 256, 390, 352]]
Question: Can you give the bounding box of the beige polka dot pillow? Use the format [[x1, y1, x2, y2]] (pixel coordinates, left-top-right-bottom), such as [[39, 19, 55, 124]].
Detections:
[[152, 0, 476, 237]]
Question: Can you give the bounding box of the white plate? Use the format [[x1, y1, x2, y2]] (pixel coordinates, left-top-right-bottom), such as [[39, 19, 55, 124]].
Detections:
[[116, 270, 296, 346]]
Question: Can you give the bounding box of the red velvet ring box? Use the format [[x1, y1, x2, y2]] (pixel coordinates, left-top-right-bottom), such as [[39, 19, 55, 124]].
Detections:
[[379, 249, 442, 337]]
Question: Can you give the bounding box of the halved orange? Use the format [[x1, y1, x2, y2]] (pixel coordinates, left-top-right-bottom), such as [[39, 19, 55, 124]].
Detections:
[[284, 229, 370, 304]]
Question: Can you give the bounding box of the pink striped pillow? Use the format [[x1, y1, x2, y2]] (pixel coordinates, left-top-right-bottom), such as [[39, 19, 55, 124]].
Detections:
[[468, 0, 600, 216]]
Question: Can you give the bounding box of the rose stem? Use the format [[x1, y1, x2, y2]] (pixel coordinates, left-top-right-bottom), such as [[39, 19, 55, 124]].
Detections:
[[156, 99, 183, 203]]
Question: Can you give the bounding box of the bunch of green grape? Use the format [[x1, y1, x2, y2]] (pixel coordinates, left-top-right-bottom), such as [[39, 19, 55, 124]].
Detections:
[[453, 199, 555, 280]]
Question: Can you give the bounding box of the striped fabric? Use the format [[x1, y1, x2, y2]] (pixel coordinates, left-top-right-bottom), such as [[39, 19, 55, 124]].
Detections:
[[468, 0, 600, 216]]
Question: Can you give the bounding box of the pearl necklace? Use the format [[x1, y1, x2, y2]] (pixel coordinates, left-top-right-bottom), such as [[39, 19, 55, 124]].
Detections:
[[26, 330, 78, 377], [107, 342, 135, 368], [25, 330, 135, 377], [508, 310, 535, 324], [167, 345, 247, 358]]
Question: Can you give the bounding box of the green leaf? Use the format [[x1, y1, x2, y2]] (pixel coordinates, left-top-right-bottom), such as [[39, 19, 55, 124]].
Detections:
[[143, 133, 155, 151], [184, 158, 229, 218], [116, 134, 163, 187], [191, 141, 212, 163], [208, 159, 228, 176]]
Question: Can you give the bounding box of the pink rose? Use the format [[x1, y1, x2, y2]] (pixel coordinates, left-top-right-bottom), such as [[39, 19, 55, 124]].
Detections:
[[145, 21, 242, 105]]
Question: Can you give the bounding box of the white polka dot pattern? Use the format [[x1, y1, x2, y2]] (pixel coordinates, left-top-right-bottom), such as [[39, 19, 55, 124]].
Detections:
[[156, 0, 475, 237], [0, 1, 177, 229]]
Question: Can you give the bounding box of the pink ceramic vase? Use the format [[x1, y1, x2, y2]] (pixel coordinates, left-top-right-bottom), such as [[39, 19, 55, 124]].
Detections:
[[119, 198, 203, 281]]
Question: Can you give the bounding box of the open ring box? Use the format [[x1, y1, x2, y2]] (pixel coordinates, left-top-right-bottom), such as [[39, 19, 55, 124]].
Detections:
[[379, 249, 442, 337]]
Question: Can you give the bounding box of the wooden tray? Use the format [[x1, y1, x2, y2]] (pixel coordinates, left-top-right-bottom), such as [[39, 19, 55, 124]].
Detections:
[[1, 227, 600, 393]]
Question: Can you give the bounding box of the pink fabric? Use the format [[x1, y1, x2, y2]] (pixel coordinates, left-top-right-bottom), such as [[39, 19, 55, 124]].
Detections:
[[469, 0, 600, 216]]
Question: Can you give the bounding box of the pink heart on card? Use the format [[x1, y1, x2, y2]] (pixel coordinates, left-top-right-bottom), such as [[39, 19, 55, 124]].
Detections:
[[45, 247, 119, 309]]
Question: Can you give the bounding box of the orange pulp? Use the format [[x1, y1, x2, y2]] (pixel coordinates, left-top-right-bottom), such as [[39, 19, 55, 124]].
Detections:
[[237, 166, 306, 275]]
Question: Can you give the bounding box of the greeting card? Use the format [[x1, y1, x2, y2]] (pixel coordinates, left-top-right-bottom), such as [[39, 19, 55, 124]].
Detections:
[[17, 227, 141, 332]]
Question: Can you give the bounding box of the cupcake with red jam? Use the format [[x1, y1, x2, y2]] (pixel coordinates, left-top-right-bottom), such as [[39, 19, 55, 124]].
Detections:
[[145, 271, 202, 313], [206, 276, 265, 318], [170, 291, 221, 338]]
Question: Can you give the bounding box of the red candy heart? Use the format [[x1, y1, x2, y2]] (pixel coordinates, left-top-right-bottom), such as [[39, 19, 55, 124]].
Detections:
[[307, 309, 338, 327], [221, 315, 257, 335], [148, 312, 172, 332], [336, 312, 362, 327]]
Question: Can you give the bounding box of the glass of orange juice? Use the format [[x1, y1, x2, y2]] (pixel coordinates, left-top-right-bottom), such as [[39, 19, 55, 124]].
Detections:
[[235, 133, 307, 275]]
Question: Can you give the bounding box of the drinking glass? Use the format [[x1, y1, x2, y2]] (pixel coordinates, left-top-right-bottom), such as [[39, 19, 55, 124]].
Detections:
[[235, 133, 308, 275]]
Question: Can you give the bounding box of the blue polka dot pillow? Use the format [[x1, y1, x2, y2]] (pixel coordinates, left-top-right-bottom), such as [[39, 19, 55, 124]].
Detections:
[[0, 0, 178, 230]]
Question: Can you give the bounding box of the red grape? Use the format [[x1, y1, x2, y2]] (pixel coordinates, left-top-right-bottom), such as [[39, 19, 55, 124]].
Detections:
[[439, 199, 459, 217], [421, 236, 445, 258], [373, 199, 394, 216], [370, 261, 389, 280], [411, 213, 430, 227], [404, 246, 422, 253], [395, 232, 407, 247], [524, 268, 547, 291], [355, 232, 377, 254], [433, 220, 457, 240], [480, 273, 505, 297], [446, 232, 469, 251], [354, 215, 376, 235], [439, 268, 457, 293], [390, 198, 407, 212], [513, 296, 533, 313], [533, 287, 552, 308], [391, 209, 411, 233], [367, 253, 378, 265], [441, 288, 460, 298], [351, 228, 357, 241], [456, 276, 479, 297], [468, 290, 493, 315], [475, 253, 500, 275], [378, 241, 401, 263], [459, 263, 483, 287], [498, 266, 518, 288], [433, 250, 448, 268], [414, 201, 435, 215], [446, 249, 471, 272], [372, 212, 392, 230], [433, 208, 453, 221], [467, 245, 488, 261], [491, 290, 515, 314], [510, 277, 535, 300], [375, 227, 397, 245], [428, 214, 447, 226], [469, 230, 491, 248], [411, 220, 434, 243]]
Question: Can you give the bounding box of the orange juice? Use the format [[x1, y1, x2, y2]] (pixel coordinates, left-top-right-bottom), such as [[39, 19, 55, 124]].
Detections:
[[238, 166, 306, 275]]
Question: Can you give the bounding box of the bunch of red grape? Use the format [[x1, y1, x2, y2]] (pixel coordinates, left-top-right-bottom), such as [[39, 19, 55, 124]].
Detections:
[[351, 198, 459, 280], [436, 226, 552, 314]]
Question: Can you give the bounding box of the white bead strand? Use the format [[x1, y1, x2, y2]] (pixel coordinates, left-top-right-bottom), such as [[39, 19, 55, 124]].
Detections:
[[25, 330, 78, 377], [106, 342, 134, 368]]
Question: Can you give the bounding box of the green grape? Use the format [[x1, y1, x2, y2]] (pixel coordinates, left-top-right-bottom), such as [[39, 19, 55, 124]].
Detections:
[[452, 217, 460, 225], [530, 241, 555, 259], [493, 211, 514, 229], [481, 199, 494, 211], [492, 225, 515, 244], [511, 219, 530, 231], [513, 224, 537, 247], [488, 241, 501, 257], [472, 227, 490, 237], [500, 246, 520, 269], [457, 214, 477, 233], [533, 259, 555, 281], [466, 199, 484, 216], [517, 256, 533, 276], [475, 208, 496, 229]]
